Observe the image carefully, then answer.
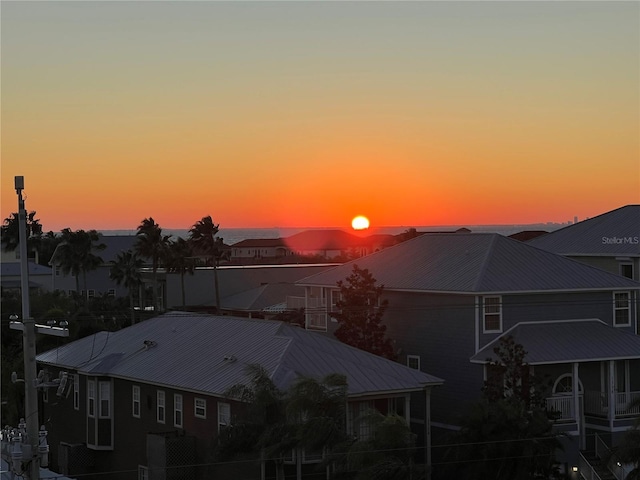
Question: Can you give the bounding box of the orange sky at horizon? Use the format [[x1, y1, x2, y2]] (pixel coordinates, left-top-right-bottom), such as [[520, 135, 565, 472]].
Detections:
[[2, 1, 638, 233]]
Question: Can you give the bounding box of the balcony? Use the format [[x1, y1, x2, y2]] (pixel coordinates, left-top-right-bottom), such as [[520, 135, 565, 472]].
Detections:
[[584, 390, 640, 417]]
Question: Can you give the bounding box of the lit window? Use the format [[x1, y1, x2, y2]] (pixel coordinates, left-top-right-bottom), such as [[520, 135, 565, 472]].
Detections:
[[483, 296, 502, 332], [132, 386, 140, 418], [195, 398, 207, 419], [614, 292, 631, 326], [157, 391, 165, 424], [174, 394, 183, 428], [218, 402, 230, 432]]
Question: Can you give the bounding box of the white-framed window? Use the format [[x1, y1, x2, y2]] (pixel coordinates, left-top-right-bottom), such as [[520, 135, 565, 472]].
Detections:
[[132, 385, 141, 418], [330, 289, 342, 313], [73, 375, 80, 410], [619, 263, 633, 279], [614, 292, 631, 326], [306, 286, 327, 330], [88, 380, 96, 417], [43, 388, 49, 403], [107, 289, 116, 297], [407, 355, 421, 370], [174, 394, 183, 428], [55, 266, 60, 276], [348, 401, 374, 440], [483, 296, 502, 332], [88, 289, 96, 298], [195, 398, 207, 419], [99, 381, 111, 418], [157, 391, 166, 424], [138, 465, 148, 480], [218, 402, 230, 432]]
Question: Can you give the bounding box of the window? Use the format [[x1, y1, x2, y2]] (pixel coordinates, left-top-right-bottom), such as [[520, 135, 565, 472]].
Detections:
[[614, 292, 631, 326], [43, 388, 48, 403], [107, 289, 116, 297], [330, 289, 342, 313], [55, 266, 60, 276], [348, 401, 374, 440], [407, 355, 421, 370], [132, 386, 141, 418], [157, 391, 165, 424], [99, 381, 111, 418], [138, 466, 148, 480], [218, 402, 230, 432], [195, 398, 207, 419], [73, 375, 80, 410], [483, 296, 502, 332], [620, 264, 634, 279], [174, 394, 183, 428], [88, 380, 96, 417], [88, 289, 96, 298]]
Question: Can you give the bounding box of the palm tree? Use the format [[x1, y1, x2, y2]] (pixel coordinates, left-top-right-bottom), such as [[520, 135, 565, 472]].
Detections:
[[164, 238, 195, 308], [134, 217, 171, 312], [1, 210, 43, 258], [110, 250, 144, 324], [51, 228, 106, 297], [188, 215, 228, 314]]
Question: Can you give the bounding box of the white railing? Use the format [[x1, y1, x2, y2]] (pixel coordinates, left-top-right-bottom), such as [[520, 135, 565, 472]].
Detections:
[[616, 391, 640, 416], [595, 433, 626, 480], [285, 296, 306, 310], [578, 451, 602, 480], [584, 391, 607, 416], [546, 395, 575, 420]]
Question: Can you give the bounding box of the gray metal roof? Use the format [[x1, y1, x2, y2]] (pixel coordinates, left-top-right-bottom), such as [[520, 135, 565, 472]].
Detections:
[[1, 261, 52, 276], [37, 312, 442, 397], [470, 319, 640, 365], [527, 205, 640, 256], [296, 233, 640, 293], [220, 283, 304, 311]]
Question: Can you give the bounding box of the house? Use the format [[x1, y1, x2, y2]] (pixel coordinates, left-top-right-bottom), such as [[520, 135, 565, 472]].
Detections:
[[36, 312, 443, 480], [527, 204, 639, 281], [0, 261, 52, 293], [218, 282, 305, 319], [294, 232, 640, 469]]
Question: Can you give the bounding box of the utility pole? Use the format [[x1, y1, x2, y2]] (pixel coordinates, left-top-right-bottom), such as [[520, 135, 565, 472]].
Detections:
[[3, 176, 68, 479]]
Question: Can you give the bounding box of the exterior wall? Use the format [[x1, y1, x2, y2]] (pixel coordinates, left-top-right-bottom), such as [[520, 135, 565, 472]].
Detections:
[[52, 265, 128, 298], [567, 255, 640, 282]]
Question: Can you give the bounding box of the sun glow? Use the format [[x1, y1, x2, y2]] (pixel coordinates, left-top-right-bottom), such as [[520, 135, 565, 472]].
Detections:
[[351, 215, 370, 231]]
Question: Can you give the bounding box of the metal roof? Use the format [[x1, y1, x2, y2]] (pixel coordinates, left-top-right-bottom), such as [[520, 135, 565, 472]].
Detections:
[[220, 283, 304, 311], [527, 205, 640, 256], [296, 233, 640, 293], [37, 312, 443, 397], [470, 319, 640, 365], [0, 261, 52, 276]]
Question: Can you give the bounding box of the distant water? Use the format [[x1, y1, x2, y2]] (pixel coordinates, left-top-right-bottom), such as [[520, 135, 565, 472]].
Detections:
[[102, 224, 564, 245]]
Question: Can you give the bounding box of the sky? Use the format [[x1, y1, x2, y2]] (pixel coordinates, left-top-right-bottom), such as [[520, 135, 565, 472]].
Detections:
[[1, 0, 638, 232]]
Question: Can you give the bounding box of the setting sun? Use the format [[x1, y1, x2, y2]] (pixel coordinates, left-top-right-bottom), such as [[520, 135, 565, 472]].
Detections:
[[351, 215, 370, 231]]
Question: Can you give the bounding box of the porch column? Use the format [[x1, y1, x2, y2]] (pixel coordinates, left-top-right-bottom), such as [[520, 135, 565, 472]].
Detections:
[[572, 363, 583, 450], [608, 360, 615, 430], [425, 387, 432, 479]]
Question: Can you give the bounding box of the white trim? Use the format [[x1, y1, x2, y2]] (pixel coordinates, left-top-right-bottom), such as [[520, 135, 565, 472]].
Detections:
[[613, 291, 631, 327], [87, 379, 96, 418], [482, 295, 502, 333], [218, 402, 230, 432], [73, 374, 80, 410], [98, 381, 111, 419], [474, 295, 480, 353], [132, 385, 141, 418], [407, 355, 421, 370], [194, 397, 207, 419], [157, 390, 165, 424], [174, 394, 183, 428]]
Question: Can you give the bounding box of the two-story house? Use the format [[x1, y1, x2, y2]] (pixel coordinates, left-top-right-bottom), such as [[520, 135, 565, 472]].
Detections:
[[295, 232, 640, 470], [36, 312, 443, 480]]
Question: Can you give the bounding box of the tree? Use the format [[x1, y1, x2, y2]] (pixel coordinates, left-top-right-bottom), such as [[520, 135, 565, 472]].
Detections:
[[164, 238, 195, 308], [110, 250, 144, 324], [134, 218, 171, 312], [605, 397, 640, 480], [220, 365, 349, 480], [1, 211, 43, 258], [51, 228, 106, 296], [441, 336, 562, 480], [331, 264, 395, 360], [188, 216, 228, 314]]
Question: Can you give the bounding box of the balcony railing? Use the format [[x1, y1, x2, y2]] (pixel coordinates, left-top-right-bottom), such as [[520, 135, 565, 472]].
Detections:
[[546, 395, 575, 421], [584, 390, 640, 417]]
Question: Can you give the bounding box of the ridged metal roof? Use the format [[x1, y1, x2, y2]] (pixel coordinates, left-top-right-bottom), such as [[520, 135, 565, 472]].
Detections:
[[296, 233, 640, 293], [37, 312, 442, 397], [528, 205, 640, 256], [220, 283, 304, 311], [470, 319, 640, 365]]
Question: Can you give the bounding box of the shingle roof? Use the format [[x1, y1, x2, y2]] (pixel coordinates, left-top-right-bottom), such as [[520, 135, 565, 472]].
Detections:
[[470, 319, 640, 365], [527, 205, 640, 256], [296, 233, 640, 293], [37, 312, 442, 397]]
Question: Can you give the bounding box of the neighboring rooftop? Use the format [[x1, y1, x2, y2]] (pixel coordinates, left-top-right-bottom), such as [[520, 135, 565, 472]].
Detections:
[[470, 319, 640, 365], [220, 282, 304, 312], [296, 233, 640, 293], [527, 205, 640, 256], [37, 312, 443, 397]]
